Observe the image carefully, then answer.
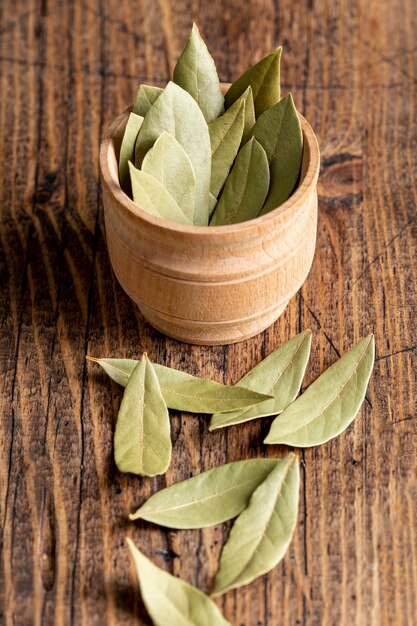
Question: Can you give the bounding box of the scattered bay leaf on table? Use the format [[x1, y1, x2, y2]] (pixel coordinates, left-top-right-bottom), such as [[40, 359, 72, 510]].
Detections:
[[135, 81, 211, 225], [210, 137, 269, 226], [264, 335, 375, 447], [210, 330, 312, 431], [127, 540, 231, 626], [114, 355, 171, 476], [251, 93, 303, 214], [118, 112, 143, 194], [173, 23, 224, 123], [225, 47, 282, 118], [133, 84, 163, 117], [142, 131, 196, 222], [208, 98, 245, 198], [151, 364, 273, 413], [212, 453, 299, 597], [87, 357, 272, 413], [129, 163, 192, 225], [130, 458, 279, 527]]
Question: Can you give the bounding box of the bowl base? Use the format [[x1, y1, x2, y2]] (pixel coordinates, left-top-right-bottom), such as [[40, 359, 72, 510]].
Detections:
[[138, 300, 290, 346]]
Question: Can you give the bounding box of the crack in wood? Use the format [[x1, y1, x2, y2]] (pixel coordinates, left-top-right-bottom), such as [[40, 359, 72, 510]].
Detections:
[[352, 212, 417, 287]]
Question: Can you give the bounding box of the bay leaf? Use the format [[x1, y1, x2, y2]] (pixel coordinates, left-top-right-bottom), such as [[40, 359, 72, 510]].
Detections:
[[86, 356, 273, 413], [208, 98, 245, 198], [209, 330, 312, 430], [118, 112, 143, 194], [209, 137, 269, 226], [212, 453, 299, 596], [129, 458, 279, 527], [173, 23, 224, 123], [142, 131, 196, 222], [114, 354, 171, 476], [132, 84, 163, 117], [208, 192, 217, 217], [238, 86, 256, 144], [264, 335, 375, 447], [129, 163, 192, 225], [127, 539, 231, 626], [250, 93, 303, 214], [135, 81, 211, 225], [225, 47, 282, 118]]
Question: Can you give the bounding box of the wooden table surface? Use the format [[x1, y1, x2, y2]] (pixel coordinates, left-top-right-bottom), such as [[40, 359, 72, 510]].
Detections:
[[1, 1, 416, 625]]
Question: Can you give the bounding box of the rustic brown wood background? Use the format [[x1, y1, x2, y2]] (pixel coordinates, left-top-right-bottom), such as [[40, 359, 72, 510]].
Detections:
[[1, 0, 416, 624]]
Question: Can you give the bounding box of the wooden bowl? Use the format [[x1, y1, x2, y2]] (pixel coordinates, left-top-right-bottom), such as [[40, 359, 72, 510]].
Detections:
[[99, 102, 320, 346]]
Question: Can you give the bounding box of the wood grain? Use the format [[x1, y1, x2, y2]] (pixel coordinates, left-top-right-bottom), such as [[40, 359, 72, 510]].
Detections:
[[0, 0, 416, 625]]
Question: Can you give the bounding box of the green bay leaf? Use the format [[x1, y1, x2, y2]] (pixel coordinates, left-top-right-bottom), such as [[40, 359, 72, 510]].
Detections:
[[251, 93, 303, 214], [135, 81, 211, 225], [142, 131, 196, 222], [127, 539, 231, 626], [209, 98, 245, 198], [114, 355, 171, 476], [118, 112, 144, 194], [87, 356, 272, 413], [133, 84, 163, 117], [264, 335, 375, 447], [129, 458, 279, 528], [173, 23, 224, 123], [129, 163, 192, 225], [209, 137, 269, 226], [210, 330, 312, 430], [212, 453, 299, 596], [225, 47, 281, 118]]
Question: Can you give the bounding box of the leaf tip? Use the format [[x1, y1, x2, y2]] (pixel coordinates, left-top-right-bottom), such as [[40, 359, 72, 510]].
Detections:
[[286, 450, 297, 463], [366, 333, 376, 357], [125, 536, 135, 552], [128, 159, 137, 174], [263, 433, 277, 445], [210, 585, 223, 598], [128, 511, 141, 521]]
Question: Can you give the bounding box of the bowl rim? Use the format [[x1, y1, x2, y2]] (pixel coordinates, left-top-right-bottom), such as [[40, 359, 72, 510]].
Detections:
[[100, 97, 320, 238]]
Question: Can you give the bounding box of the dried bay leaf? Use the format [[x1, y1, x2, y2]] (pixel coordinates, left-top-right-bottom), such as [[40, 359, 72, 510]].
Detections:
[[250, 93, 303, 213], [127, 540, 231, 626], [208, 98, 245, 198], [210, 330, 312, 430], [238, 86, 256, 144], [133, 84, 163, 117], [142, 131, 196, 222], [225, 47, 282, 118], [118, 112, 144, 194], [173, 23, 224, 123], [264, 335, 375, 447], [129, 163, 192, 225], [135, 81, 211, 225], [114, 355, 171, 476], [87, 357, 272, 413], [209, 137, 269, 226], [208, 192, 217, 217], [212, 453, 299, 596], [130, 458, 279, 527]]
